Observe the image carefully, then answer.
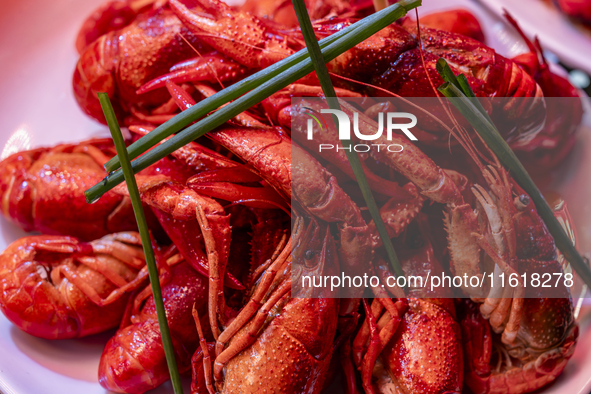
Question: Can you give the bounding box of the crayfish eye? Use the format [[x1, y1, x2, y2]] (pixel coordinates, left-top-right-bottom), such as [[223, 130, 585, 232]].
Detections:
[[305, 250, 315, 260], [408, 234, 424, 249], [514, 194, 531, 210]]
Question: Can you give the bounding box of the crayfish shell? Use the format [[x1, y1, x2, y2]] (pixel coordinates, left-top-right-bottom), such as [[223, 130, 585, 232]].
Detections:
[[222, 297, 339, 394], [375, 298, 463, 394], [99, 261, 208, 394]]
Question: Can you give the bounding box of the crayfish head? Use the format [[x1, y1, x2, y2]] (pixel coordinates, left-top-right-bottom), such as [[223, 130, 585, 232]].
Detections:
[[291, 217, 340, 299], [511, 186, 557, 261]]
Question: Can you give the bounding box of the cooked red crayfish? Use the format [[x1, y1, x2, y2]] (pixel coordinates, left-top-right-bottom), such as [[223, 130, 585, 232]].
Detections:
[[0, 232, 147, 339], [0, 1, 582, 393], [192, 216, 340, 394], [352, 220, 463, 394], [75, 0, 549, 149], [446, 166, 579, 393], [504, 12, 583, 172], [73, 5, 246, 124], [418, 7, 582, 172], [0, 139, 139, 241], [101, 148, 296, 394], [99, 255, 209, 394], [401, 8, 486, 42], [143, 0, 545, 144]]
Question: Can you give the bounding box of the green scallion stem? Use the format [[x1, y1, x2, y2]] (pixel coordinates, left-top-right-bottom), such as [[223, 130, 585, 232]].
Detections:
[[291, 0, 405, 282], [435, 58, 461, 90], [436, 74, 591, 290], [436, 58, 491, 122], [85, 0, 421, 204], [97, 93, 184, 394]]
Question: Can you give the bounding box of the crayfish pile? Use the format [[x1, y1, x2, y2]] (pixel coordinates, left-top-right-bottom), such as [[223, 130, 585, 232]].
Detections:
[[0, 0, 583, 393]]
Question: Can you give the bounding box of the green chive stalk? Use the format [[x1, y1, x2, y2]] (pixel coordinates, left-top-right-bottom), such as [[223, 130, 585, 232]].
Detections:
[[291, 0, 405, 282], [98, 93, 184, 394]]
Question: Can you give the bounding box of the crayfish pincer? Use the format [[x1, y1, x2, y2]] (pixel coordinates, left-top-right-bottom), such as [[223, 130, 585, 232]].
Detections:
[[352, 220, 463, 394], [191, 217, 340, 393]]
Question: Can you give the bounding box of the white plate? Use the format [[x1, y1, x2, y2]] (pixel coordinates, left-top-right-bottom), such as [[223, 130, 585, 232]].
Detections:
[[0, 0, 590, 393], [476, 0, 591, 73]]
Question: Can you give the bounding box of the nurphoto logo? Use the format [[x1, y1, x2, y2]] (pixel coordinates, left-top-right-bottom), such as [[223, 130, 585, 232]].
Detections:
[[303, 107, 418, 153]]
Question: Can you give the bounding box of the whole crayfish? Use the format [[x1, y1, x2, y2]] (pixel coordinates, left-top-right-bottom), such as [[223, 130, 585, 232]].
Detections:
[[0, 232, 147, 339]]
